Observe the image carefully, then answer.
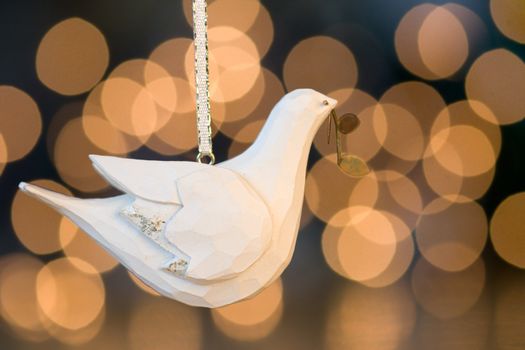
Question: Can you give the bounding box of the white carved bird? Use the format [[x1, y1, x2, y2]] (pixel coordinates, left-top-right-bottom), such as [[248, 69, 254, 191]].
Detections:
[[19, 89, 367, 307]]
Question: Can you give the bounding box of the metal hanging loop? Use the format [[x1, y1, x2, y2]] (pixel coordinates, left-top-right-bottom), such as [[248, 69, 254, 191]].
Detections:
[[192, 0, 215, 164]]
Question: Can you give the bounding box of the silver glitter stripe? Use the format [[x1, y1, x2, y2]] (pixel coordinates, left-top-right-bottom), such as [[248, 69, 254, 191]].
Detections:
[[192, 0, 214, 161]]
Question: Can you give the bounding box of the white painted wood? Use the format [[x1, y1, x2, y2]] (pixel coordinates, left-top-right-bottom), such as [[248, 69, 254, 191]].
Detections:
[[18, 88, 337, 307]]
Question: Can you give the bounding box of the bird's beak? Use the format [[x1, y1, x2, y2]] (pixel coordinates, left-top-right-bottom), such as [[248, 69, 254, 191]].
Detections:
[[327, 109, 370, 177]]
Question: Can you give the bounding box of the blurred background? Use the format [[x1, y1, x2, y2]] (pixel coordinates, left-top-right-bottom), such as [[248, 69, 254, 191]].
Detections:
[[0, 0, 524, 349]]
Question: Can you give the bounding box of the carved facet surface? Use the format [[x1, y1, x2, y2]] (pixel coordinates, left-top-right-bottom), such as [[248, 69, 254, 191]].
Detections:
[[120, 199, 187, 275], [167, 168, 273, 281], [18, 89, 338, 307]]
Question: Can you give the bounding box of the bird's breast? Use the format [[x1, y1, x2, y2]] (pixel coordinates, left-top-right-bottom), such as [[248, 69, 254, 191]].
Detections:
[[165, 169, 273, 282]]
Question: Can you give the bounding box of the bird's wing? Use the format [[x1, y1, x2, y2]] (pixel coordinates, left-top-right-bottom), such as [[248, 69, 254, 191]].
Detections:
[[165, 167, 273, 282], [89, 154, 208, 204], [90, 154, 273, 283]]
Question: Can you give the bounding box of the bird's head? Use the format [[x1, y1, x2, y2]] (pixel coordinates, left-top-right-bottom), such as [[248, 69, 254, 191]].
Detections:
[[276, 89, 370, 177]]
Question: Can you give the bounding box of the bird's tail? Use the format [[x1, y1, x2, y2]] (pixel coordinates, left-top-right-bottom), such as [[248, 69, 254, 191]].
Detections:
[[18, 182, 82, 215]]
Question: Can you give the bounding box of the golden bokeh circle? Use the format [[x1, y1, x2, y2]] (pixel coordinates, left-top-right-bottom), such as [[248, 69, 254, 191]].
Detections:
[[245, 3, 274, 58], [424, 102, 499, 204], [430, 100, 501, 161], [36, 257, 105, 331], [373, 103, 424, 161], [44, 308, 105, 345], [411, 257, 485, 319], [220, 68, 283, 140], [490, 0, 525, 44], [417, 6, 469, 78], [466, 49, 525, 125], [101, 77, 159, 138], [490, 192, 525, 268], [149, 38, 194, 79], [283, 36, 358, 94], [380, 81, 447, 155], [81, 115, 131, 155], [83, 81, 143, 153], [36, 18, 109, 95], [431, 125, 496, 177], [416, 198, 488, 272], [0, 254, 48, 339], [337, 207, 398, 282], [0, 86, 42, 162], [212, 278, 283, 341], [218, 65, 266, 125], [11, 179, 76, 255], [395, 4, 440, 80], [360, 212, 415, 288], [305, 156, 379, 224], [54, 117, 110, 193]]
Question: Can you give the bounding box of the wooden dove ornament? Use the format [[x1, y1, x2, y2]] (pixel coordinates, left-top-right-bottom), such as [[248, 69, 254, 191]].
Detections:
[[19, 89, 367, 307]]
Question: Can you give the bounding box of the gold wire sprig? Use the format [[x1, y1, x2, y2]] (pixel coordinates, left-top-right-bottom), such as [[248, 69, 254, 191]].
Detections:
[[328, 109, 370, 177]]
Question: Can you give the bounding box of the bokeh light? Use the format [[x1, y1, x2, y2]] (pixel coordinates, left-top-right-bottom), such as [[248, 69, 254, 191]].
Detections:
[[149, 38, 194, 79], [211, 278, 283, 341], [222, 68, 283, 142], [54, 117, 110, 193], [283, 36, 358, 94], [101, 77, 159, 139], [44, 308, 105, 345], [373, 103, 424, 161], [11, 179, 76, 255], [306, 156, 378, 223], [322, 206, 398, 282], [36, 257, 105, 331], [360, 212, 414, 288], [36, 18, 109, 95], [379, 81, 447, 158], [430, 125, 496, 177], [418, 6, 469, 78], [466, 49, 525, 125], [490, 192, 525, 268], [490, 0, 525, 44], [83, 82, 143, 154], [396, 4, 469, 80], [0, 254, 48, 342], [82, 115, 131, 155], [416, 198, 488, 272], [0, 86, 42, 162], [411, 257, 485, 319]]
